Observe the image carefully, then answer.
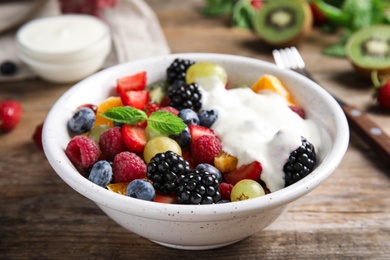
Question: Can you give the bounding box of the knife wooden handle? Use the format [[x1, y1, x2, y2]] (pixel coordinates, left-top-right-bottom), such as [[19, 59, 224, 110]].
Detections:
[[342, 104, 390, 162]]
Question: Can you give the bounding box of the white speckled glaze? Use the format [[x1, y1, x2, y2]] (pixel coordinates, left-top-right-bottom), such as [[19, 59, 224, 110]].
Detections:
[[42, 53, 349, 250]]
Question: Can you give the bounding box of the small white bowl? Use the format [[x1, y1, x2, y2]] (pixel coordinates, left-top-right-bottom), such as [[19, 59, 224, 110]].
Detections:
[[16, 14, 111, 83], [42, 53, 349, 250]]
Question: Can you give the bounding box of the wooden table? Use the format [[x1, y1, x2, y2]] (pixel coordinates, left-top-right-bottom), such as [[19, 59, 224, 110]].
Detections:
[[1, 1, 390, 259]]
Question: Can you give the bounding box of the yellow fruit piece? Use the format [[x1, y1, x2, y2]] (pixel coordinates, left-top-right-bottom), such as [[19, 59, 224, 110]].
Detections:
[[250, 74, 296, 105], [214, 151, 238, 173], [107, 182, 129, 195], [94, 96, 123, 127]]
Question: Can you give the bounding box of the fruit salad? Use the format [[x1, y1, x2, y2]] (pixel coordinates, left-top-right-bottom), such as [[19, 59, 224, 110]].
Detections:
[[64, 58, 321, 205]]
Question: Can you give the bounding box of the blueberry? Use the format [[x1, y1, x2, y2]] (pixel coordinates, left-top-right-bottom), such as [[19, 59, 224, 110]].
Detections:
[[126, 179, 156, 201], [170, 126, 191, 147], [68, 107, 96, 134], [88, 160, 113, 187], [0, 61, 17, 75], [178, 108, 199, 126], [198, 109, 218, 128], [196, 163, 222, 182]]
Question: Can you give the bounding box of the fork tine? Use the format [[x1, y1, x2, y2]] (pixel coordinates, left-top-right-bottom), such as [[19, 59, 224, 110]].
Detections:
[[272, 49, 285, 68], [289, 47, 305, 69]]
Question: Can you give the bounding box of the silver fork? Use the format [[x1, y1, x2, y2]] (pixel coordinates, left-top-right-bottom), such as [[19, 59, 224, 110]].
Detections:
[[272, 47, 390, 164]]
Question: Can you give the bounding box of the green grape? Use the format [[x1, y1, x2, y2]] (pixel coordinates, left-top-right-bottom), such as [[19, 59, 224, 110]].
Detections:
[[143, 136, 182, 163], [88, 124, 111, 144], [185, 62, 228, 86], [230, 179, 265, 202], [144, 125, 166, 141]]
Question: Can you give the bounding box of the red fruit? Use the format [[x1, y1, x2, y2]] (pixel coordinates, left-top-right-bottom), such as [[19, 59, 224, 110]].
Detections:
[[191, 135, 222, 166], [181, 149, 194, 169], [76, 103, 97, 114], [121, 124, 146, 153], [0, 100, 22, 132], [99, 127, 127, 160], [32, 122, 44, 150], [223, 161, 262, 185], [189, 124, 215, 143], [220, 182, 233, 201], [145, 102, 161, 116], [159, 106, 179, 115], [112, 151, 146, 183], [116, 71, 147, 95], [65, 135, 100, 168], [153, 193, 177, 204], [120, 90, 150, 110], [289, 105, 306, 119], [309, 3, 328, 26], [376, 80, 390, 110]]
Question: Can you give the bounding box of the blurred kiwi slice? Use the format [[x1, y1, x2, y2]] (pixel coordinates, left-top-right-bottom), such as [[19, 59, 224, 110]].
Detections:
[[254, 0, 312, 47], [345, 25, 390, 79]]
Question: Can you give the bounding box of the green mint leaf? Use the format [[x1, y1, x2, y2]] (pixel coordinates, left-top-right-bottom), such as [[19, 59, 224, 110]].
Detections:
[[101, 106, 147, 125], [147, 110, 186, 135]]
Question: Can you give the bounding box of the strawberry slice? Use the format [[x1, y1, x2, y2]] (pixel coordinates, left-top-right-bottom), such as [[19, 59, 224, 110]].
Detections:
[[223, 161, 262, 185], [153, 193, 177, 204], [189, 124, 215, 142], [120, 90, 150, 110], [121, 124, 146, 154], [116, 71, 147, 95]]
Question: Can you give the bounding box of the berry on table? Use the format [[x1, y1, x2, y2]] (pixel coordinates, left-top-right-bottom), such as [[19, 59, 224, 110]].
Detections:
[[166, 58, 195, 84], [88, 160, 113, 187], [112, 151, 147, 183], [372, 71, 390, 110], [283, 136, 316, 187], [146, 151, 191, 194], [126, 179, 156, 201], [65, 135, 100, 169], [176, 168, 221, 204], [0, 61, 17, 75], [0, 100, 22, 132], [68, 107, 96, 134], [32, 122, 44, 150]]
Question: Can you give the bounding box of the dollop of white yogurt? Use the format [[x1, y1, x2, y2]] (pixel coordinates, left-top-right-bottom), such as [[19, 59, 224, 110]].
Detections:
[[197, 76, 322, 192]]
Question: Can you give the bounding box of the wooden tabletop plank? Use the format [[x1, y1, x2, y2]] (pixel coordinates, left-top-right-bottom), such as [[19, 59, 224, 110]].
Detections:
[[1, 0, 390, 258]]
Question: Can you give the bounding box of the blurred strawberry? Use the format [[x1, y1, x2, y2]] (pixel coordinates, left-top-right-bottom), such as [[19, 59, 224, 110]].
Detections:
[[309, 2, 328, 26], [32, 123, 44, 150], [59, 0, 117, 18], [0, 100, 22, 132], [372, 71, 390, 110]]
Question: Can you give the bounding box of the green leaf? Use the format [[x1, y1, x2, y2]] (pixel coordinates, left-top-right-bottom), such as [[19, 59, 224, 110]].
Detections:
[[147, 111, 186, 135], [101, 107, 147, 125]]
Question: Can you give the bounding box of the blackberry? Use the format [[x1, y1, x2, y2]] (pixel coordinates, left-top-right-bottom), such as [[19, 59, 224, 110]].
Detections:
[[168, 81, 202, 111], [176, 169, 221, 205], [0, 61, 17, 75], [166, 58, 195, 84], [283, 136, 317, 187], [146, 151, 191, 195]]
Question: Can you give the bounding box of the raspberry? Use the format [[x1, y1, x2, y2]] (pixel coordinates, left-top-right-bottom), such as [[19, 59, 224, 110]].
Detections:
[[99, 127, 126, 160], [191, 135, 222, 166], [283, 136, 316, 187], [0, 100, 22, 132], [65, 135, 100, 168], [112, 151, 146, 183]]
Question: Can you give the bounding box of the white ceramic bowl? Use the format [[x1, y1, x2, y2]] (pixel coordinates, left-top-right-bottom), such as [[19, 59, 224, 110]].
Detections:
[[42, 53, 349, 250], [16, 14, 111, 83]]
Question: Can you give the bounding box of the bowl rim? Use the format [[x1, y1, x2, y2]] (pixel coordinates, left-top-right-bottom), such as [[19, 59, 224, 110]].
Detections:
[[42, 53, 349, 221]]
